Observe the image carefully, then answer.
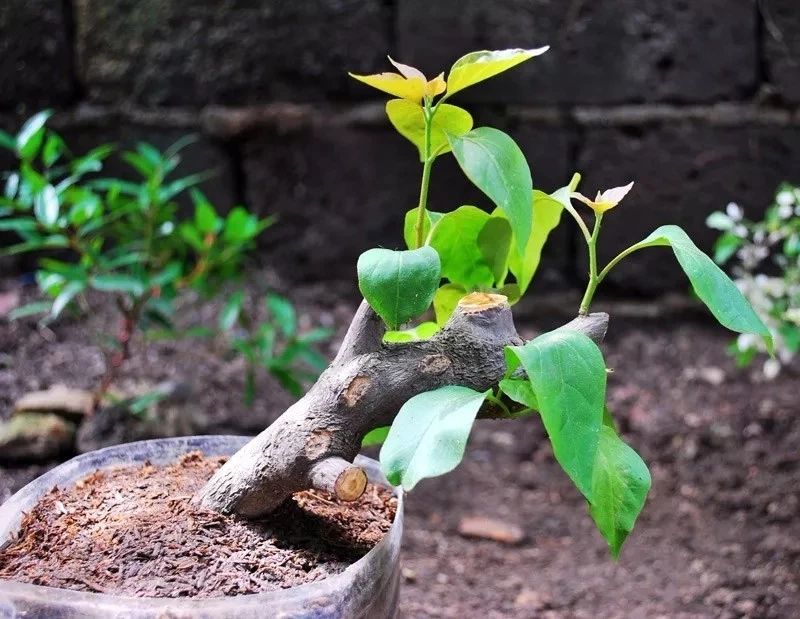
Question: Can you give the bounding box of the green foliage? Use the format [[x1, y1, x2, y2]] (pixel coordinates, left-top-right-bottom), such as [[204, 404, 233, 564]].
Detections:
[[357, 246, 441, 329], [627, 225, 773, 351], [708, 188, 800, 377], [221, 292, 332, 404], [589, 423, 651, 559], [448, 128, 532, 255], [0, 111, 319, 403], [506, 330, 606, 498], [386, 100, 472, 161], [379, 385, 489, 490], [445, 48, 549, 96]]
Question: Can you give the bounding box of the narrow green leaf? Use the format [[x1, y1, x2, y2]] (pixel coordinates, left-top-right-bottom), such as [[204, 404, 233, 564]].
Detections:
[[448, 128, 532, 254], [51, 281, 85, 318], [16, 110, 53, 160], [506, 329, 606, 499], [150, 262, 182, 288], [0, 218, 38, 233], [429, 205, 493, 289], [266, 293, 297, 337], [192, 189, 220, 234], [588, 425, 651, 559], [8, 301, 52, 320], [91, 274, 146, 296], [433, 283, 467, 325], [362, 426, 391, 447], [219, 291, 244, 331], [629, 225, 773, 351], [380, 385, 489, 490], [446, 48, 549, 96], [357, 246, 441, 330], [386, 100, 473, 161], [33, 185, 59, 226]]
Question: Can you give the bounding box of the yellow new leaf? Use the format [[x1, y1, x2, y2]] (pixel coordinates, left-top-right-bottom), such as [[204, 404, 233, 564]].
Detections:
[[386, 99, 473, 161], [349, 72, 426, 102], [446, 47, 549, 96], [572, 182, 635, 214]]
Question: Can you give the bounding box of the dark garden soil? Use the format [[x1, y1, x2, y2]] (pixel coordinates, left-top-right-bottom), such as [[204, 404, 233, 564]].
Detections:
[[0, 451, 396, 597], [1, 276, 799, 617]]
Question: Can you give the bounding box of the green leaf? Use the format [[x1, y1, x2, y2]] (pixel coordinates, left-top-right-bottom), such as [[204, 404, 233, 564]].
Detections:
[[219, 291, 244, 331], [446, 48, 549, 96], [42, 134, 66, 168], [386, 100, 473, 161], [433, 283, 467, 325], [357, 246, 441, 330], [150, 262, 182, 288], [8, 301, 52, 321], [0, 218, 38, 233], [506, 329, 606, 499], [362, 426, 390, 447], [477, 216, 512, 286], [495, 187, 566, 295], [266, 293, 297, 337], [33, 185, 59, 226], [588, 425, 651, 559], [192, 189, 221, 234], [384, 321, 440, 343], [629, 225, 773, 351], [91, 274, 146, 296], [403, 208, 443, 249], [4, 172, 19, 199], [380, 385, 489, 490], [223, 207, 261, 243], [16, 110, 53, 160], [429, 205, 493, 289], [448, 128, 532, 254], [712, 231, 742, 265], [498, 377, 538, 409], [51, 281, 85, 318]]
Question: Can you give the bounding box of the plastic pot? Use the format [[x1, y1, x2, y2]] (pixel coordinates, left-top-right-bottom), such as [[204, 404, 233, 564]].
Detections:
[[0, 436, 403, 618]]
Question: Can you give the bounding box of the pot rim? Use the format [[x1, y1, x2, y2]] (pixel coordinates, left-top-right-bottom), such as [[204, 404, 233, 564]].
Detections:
[[0, 435, 404, 609]]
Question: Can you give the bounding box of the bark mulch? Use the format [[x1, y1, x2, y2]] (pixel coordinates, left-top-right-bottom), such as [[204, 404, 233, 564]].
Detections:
[[0, 451, 396, 598]]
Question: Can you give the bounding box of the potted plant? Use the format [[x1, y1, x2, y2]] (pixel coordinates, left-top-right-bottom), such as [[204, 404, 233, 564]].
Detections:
[[0, 48, 771, 617]]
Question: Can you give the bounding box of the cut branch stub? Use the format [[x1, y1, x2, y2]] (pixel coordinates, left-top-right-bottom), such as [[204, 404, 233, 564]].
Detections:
[[195, 292, 608, 518]]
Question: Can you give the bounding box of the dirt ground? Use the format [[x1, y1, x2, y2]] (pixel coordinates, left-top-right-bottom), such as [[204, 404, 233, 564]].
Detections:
[[1, 277, 798, 618]]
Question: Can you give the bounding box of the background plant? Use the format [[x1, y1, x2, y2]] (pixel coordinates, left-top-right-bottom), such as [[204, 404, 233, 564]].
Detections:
[[349, 49, 772, 558], [707, 184, 800, 378], [0, 112, 327, 406]]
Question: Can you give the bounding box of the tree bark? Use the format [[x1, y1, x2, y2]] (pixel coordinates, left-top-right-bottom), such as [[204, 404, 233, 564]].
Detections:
[[196, 292, 608, 517]]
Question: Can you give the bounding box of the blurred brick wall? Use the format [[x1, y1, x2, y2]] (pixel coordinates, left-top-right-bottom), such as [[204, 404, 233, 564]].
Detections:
[[1, 1, 799, 293]]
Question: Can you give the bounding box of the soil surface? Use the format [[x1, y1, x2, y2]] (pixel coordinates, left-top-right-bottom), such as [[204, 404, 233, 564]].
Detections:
[[1, 278, 799, 616], [0, 451, 396, 597]]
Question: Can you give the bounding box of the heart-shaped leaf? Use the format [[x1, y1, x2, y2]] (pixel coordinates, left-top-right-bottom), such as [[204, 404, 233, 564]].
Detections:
[[448, 128, 532, 254], [477, 216, 513, 287], [386, 100, 473, 161], [446, 48, 549, 96], [380, 385, 489, 489], [357, 246, 441, 329]]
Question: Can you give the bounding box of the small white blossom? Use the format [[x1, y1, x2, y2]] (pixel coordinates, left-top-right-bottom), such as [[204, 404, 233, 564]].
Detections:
[[726, 202, 743, 221], [776, 191, 795, 208], [763, 358, 781, 380], [733, 224, 748, 238], [778, 203, 793, 220]]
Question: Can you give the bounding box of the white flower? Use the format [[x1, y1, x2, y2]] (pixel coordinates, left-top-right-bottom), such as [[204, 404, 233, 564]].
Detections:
[[778, 203, 793, 220], [571, 181, 635, 214], [776, 191, 795, 208], [763, 358, 781, 380], [737, 333, 758, 351], [732, 224, 748, 238], [726, 202, 743, 221]]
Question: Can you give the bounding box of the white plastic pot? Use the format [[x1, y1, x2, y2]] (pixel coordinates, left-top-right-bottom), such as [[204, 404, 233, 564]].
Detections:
[[0, 436, 403, 618]]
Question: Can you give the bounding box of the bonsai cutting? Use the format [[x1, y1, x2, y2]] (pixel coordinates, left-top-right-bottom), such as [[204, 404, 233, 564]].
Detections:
[[0, 47, 772, 614]]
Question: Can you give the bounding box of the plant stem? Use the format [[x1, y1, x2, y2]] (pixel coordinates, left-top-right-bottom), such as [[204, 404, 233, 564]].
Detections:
[[578, 213, 603, 315], [597, 244, 643, 283], [413, 102, 435, 248]]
